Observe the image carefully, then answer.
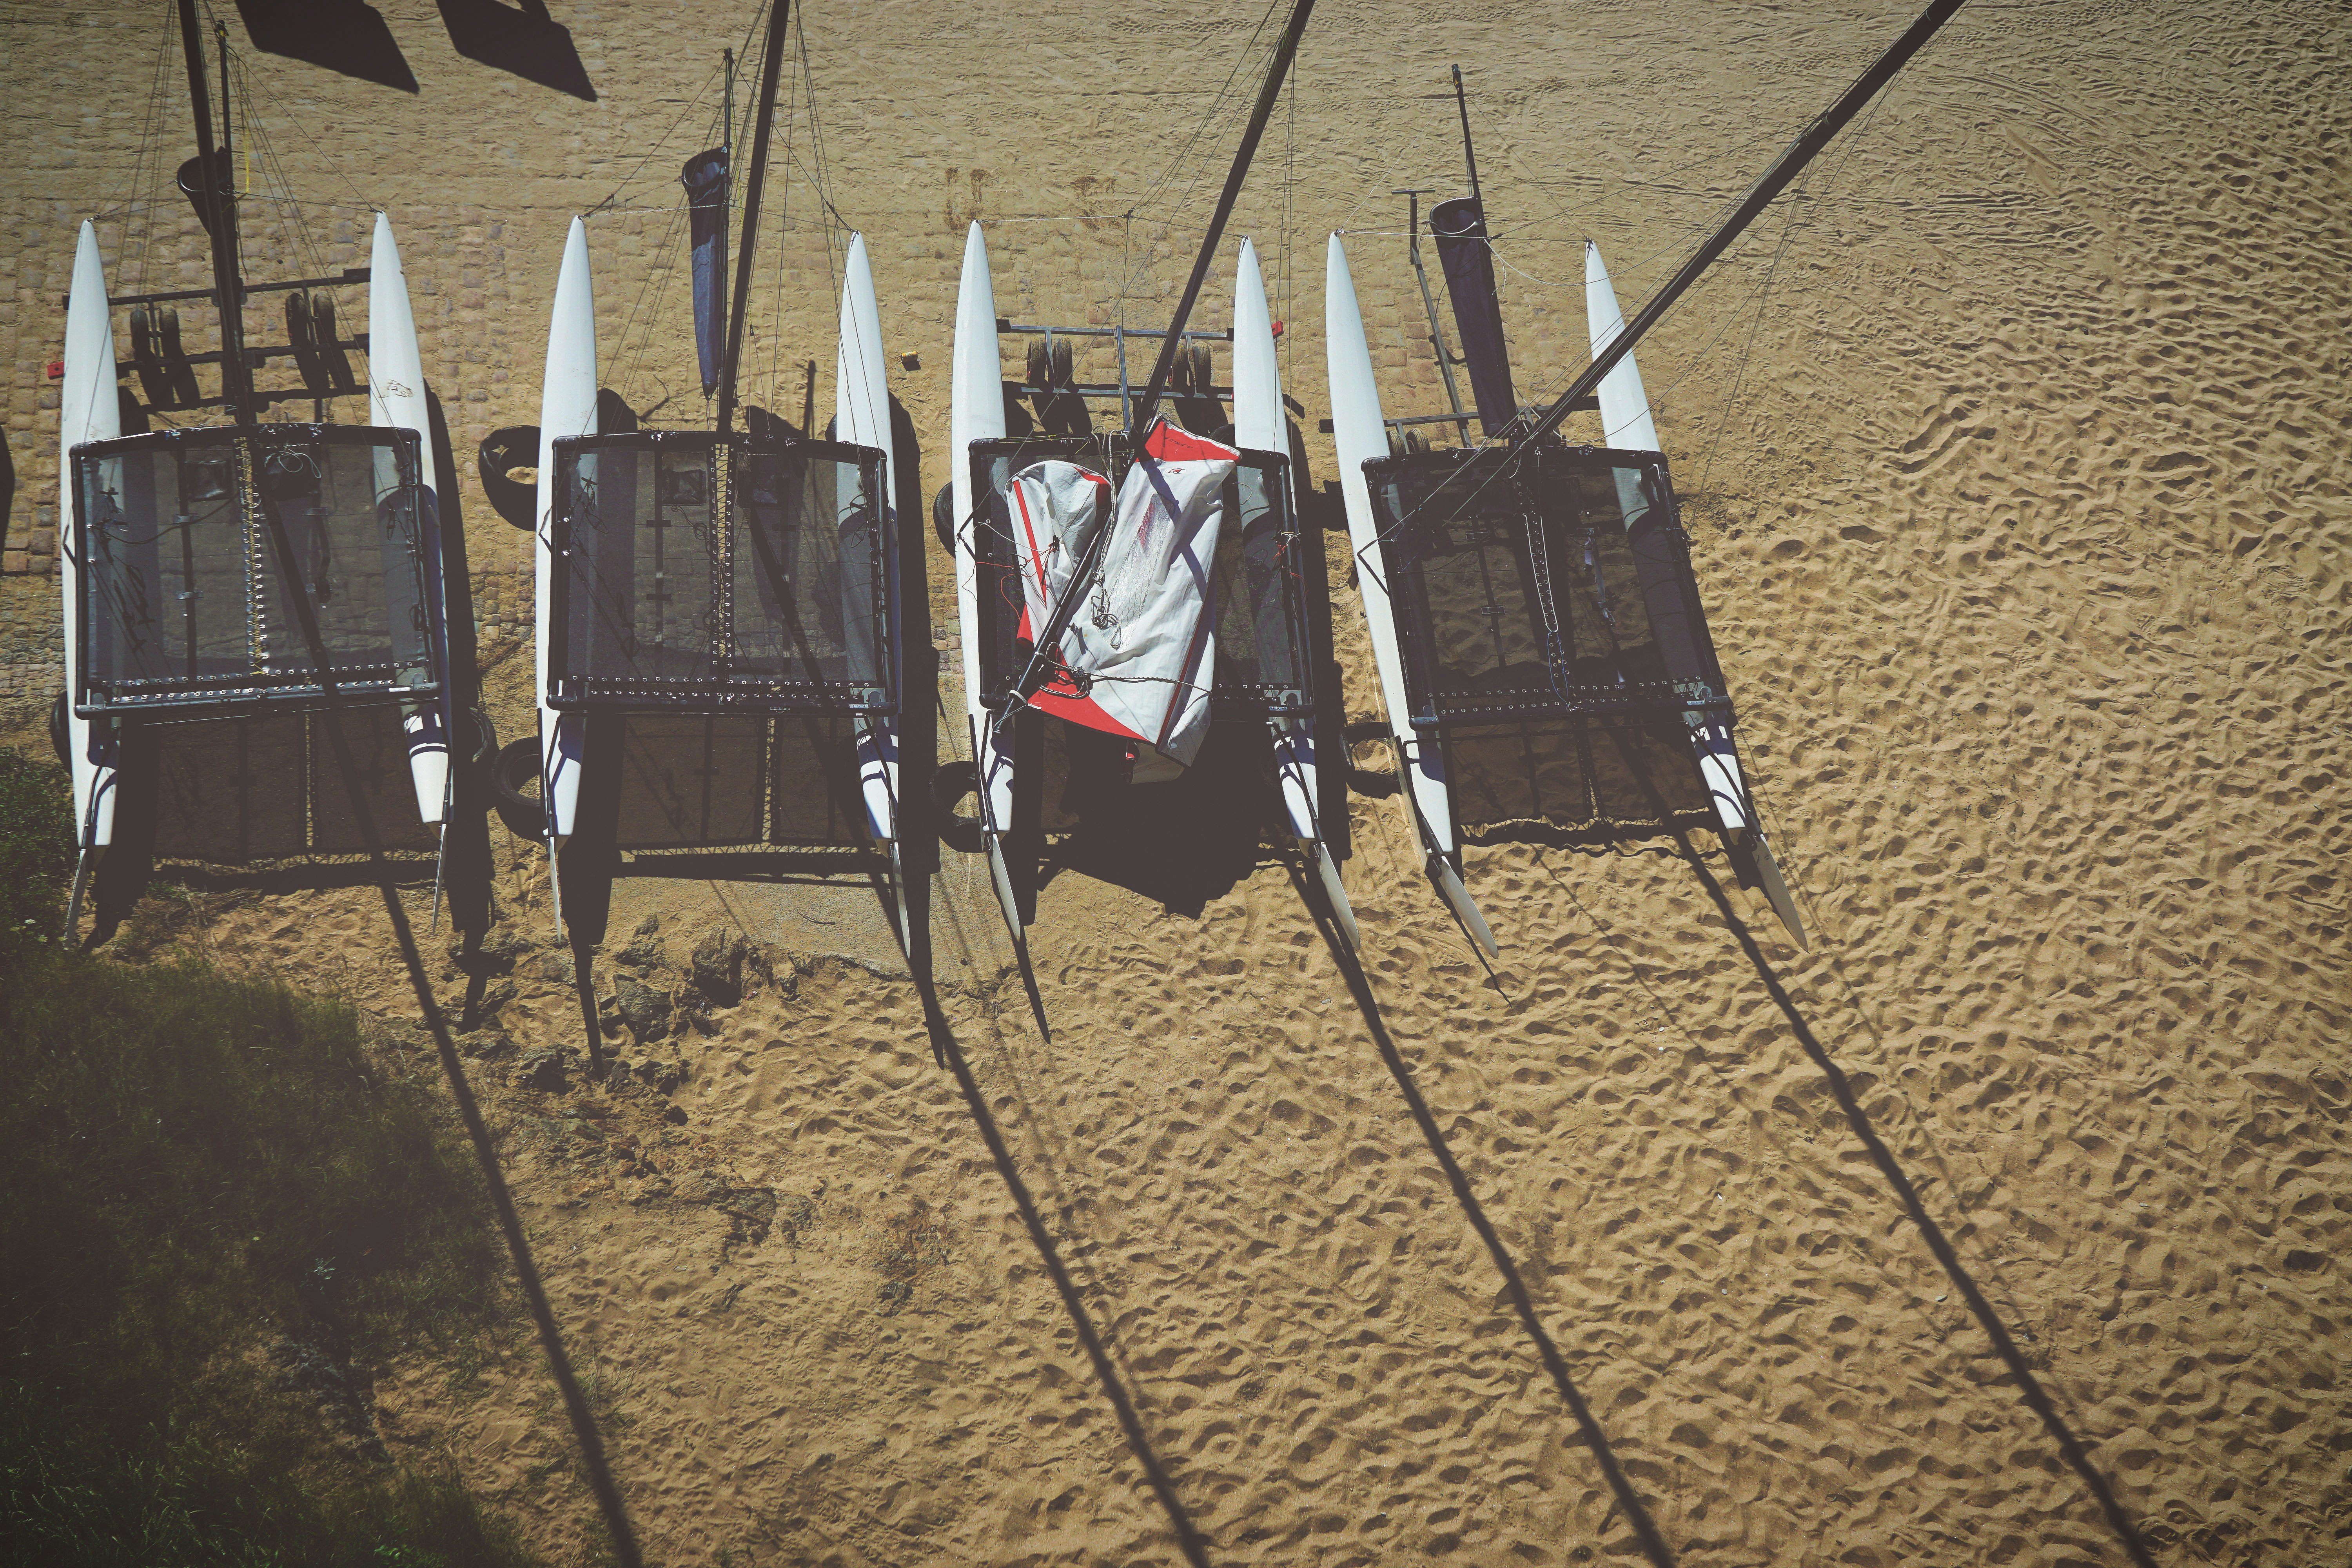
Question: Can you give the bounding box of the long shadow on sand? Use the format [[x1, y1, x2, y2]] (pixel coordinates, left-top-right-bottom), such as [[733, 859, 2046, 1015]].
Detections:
[[912, 978, 1214, 1568], [1296, 865, 1679, 1568], [1677, 845, 2160, 1568], [309, 699, 647, 1566]]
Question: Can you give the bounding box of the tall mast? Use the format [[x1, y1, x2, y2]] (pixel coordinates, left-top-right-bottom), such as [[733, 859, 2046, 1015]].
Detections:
[[997, 0, 1316, 738], [1125, 0, 1316, 435], [719, 44, 734, 392], [715, 1, 790, 435], [1451, 64, 1480, 204], [179, 0, 251, 420], [1502, 0, 1967, 463]]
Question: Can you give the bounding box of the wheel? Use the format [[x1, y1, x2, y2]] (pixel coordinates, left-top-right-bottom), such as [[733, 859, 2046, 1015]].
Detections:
[[928, 760, 984, 855], [465, 707, 499, 775], [1186, 343, 1214, 399], [476, 425, 541, 531], [492, 735, 546, 840], [1025, 338, 1050, 390], [933, 483, 957, 555], [1049, 337, 1074, 389], [49, 691, 70, 766]]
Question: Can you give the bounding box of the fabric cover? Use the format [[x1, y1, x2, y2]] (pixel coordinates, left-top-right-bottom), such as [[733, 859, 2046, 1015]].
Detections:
[[1007, 419, 1238, 771], [681, 149, 729, 397]]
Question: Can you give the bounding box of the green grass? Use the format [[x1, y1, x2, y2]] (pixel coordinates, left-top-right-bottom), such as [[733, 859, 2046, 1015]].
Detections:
[[0, 749, 541, 1567]]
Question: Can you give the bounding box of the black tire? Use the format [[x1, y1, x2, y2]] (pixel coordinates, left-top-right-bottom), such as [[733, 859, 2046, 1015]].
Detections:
[[1049, 337, 1074, 389], [492, 735, 546, 841], [465, 706, 499, 776], [1187, 343, 1214, 399], [928, 760, 984, 855], [1025, 338, 1050, 391], [49, 691, 70, 766], [477, 426, 541, 531], [933, 483, 957, 555]]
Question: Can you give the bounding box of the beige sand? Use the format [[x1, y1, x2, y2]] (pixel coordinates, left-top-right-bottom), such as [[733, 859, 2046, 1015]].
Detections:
[[4, 0, 2349, 1562]]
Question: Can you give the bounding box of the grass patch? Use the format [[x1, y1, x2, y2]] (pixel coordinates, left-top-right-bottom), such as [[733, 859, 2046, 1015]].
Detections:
[[0, 748, 541, 1566]]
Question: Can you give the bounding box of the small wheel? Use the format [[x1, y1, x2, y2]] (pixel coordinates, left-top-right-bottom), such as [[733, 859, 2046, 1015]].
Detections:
[[1186, 343, 1214, 399], [465, 707, 499, 774], [933, 484, 957, 555], [1168, 343, 1193, 396], [1024, 339, 1051, 390], [492, 735, 546, 840], [49, 691, 71, 766], [1404, 429, 1428, 456], [1049, 337, 1074, 389], [928, 760, 984, 855]]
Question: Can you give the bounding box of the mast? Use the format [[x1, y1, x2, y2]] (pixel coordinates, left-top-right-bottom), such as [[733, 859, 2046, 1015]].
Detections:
[[1503, 0, 1967, 463], [717, 45, 734, 396], [714, 1, 791, 435], [996, 0, 1316, 738], [178, 0, 250, 420], [1125, 0, 1317, 434], [1451, 64, 1480, 203]]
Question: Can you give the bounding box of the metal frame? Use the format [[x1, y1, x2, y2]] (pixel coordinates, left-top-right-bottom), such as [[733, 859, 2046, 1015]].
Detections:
[[1365, 443, 1732, 729], [544, 428, 896, 715], [71, 422, 440, 719]]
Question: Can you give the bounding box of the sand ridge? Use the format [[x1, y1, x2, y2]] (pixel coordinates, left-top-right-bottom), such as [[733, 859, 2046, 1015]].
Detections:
[[2, 0, 2349, 1563]]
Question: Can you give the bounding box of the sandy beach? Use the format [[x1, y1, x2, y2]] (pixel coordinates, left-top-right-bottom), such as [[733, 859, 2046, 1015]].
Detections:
[[2, 0, 2348, 1562]]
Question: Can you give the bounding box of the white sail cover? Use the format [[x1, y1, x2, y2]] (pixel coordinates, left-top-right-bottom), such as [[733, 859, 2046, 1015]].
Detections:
[[1009, 419, 1238, 771]]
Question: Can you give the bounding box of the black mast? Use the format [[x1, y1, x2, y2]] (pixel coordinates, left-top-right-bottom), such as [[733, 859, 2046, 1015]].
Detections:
[[1451, 64, 1480, 203], [178, 0, 250, 420], [1502, 0, 1967, 463], [995, 0, 1315, 736], [1125, 0, 1316, 434], [714, 0, 791, 436]]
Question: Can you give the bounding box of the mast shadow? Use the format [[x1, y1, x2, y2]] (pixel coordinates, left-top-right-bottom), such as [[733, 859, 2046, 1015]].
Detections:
[[232, 0, 418, 93], [911, 976, 1212, 1568], [1678, 846, 2160, 1568], [1289, 858, 1679, 1568], [298, 693, 647, 1568], [436, 0, 596, 101]]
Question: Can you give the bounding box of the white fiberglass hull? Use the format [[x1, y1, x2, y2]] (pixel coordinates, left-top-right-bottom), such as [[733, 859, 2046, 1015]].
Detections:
[[833, 232, 913, 947], [1233, 238, 1356, 948], [1323, 233, 1494, 955], [60, 221, 122, 897], [949, 221, 1023, 943], [537, 218, 597, 880], [368, 213, 452, 831], [1586, 241, 1803, 947]]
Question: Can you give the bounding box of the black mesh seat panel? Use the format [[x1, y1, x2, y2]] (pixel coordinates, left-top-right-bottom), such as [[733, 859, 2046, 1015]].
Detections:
[[74, 425, 437, 715], [548, 432, 892, 713]]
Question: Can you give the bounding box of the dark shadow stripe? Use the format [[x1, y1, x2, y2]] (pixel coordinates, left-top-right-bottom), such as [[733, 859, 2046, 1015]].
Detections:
[[1681, 846, 2158, 1568], [915, 980, 1212, 1567]]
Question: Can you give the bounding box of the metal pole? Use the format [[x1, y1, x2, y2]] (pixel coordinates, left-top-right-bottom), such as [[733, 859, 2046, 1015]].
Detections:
[[1125, 0, 1316, 436], [995, 0, 1316, 738], [1451, 64, 1481, 204], [715, 1, 791, 436], [179, 0, 250, 420], [1503, 0, 1967, 466], [717, 44, 734, 403], [1396, 188, 1468, 439]]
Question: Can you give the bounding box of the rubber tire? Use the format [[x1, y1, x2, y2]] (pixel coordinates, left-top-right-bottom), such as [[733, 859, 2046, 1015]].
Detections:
[[49, 691, 70, 766], [1187, 343, 1213, 399], [1050, 338, 1074, 389], [464, 706, 499, 776], [477, 425, 541, 532], [1025, 339, 1050, 391], [492, 735, 546, 841], [933, 483, 957, 556], [928, 760, 984, 855]]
